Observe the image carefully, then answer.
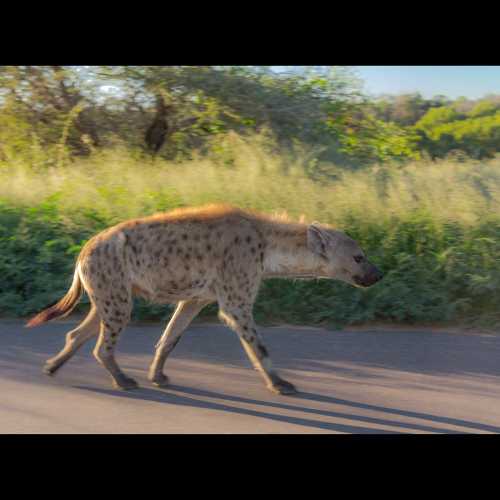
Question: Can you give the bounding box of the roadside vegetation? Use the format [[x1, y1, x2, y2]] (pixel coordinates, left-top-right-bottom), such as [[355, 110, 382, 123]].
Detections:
[[2, 66, 499, 327]]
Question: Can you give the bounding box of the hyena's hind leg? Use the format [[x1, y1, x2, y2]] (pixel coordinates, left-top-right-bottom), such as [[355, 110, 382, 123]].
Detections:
[[148, 299, 213, 387], [44, 306, 100, 376], [80, 248, 137, 390], [92, 294, 137, 391]]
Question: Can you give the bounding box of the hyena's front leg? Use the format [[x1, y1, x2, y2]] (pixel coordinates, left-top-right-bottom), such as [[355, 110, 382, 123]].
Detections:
[[218, 302, 297, 396], [148, 299, 213, 387]]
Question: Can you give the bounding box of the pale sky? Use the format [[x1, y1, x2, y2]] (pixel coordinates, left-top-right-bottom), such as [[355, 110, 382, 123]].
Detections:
[[353, 66, 500, 99]]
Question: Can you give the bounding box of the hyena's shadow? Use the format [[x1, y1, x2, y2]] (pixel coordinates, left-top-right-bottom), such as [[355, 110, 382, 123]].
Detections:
[[72, 384, 486, 434]]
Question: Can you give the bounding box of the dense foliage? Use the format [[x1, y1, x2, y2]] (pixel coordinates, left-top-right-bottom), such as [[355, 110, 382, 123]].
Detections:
[[1, 66, 500, 327], [1, 146, 500, 327]]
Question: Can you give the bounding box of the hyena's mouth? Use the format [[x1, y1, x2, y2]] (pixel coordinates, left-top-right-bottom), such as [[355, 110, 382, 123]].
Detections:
[[353, 275, 371, 288], [353, 270, 383, 288]]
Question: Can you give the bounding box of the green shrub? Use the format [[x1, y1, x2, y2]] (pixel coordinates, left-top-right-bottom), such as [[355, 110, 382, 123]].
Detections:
[[2, 146, 500, 327]]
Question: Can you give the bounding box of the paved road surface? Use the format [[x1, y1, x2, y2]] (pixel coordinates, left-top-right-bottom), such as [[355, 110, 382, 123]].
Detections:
[[1, 319, 500, 433]]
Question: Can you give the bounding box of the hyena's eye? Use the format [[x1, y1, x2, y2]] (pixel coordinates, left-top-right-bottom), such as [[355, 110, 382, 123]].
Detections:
[[353, 255, 364, 264]]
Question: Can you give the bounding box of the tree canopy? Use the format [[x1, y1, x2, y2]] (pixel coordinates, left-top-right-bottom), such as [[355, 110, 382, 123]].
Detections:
[[1, 66, 500, 171]]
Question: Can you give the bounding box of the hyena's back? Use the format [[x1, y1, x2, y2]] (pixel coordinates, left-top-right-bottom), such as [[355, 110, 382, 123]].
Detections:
[[77, 204, 267, 307]]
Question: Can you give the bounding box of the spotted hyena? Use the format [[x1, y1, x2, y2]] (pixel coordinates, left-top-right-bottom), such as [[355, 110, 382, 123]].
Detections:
[[27, 204, 383, 395]]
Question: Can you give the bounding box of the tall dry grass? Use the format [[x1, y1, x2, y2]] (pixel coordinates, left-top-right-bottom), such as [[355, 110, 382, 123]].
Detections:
[[2, 137, 500, 326], [2, 139, 499, 227]]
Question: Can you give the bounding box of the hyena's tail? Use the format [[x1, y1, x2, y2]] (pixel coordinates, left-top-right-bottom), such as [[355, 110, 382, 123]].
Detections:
[[26, 266, 84, 328]]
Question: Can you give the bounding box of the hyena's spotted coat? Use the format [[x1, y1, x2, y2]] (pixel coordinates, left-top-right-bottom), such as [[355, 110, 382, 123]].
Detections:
[[27, 204, 383, 394]]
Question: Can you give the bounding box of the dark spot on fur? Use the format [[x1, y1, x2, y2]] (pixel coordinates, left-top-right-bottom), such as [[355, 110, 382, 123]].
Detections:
[[258, 344, 269, 358], [246, 236, 252, 243], [182, 234, 188, 240]]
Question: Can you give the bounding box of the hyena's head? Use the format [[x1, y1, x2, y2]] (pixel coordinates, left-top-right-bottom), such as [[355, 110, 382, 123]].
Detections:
[[307, 223, 383, 288]]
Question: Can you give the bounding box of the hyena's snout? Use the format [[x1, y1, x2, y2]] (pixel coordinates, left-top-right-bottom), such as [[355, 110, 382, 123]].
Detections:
[[353, 264, 383, 288]]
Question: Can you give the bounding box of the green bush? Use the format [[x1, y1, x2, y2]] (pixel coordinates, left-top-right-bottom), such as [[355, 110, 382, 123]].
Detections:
[[2, 146, 500, 328]]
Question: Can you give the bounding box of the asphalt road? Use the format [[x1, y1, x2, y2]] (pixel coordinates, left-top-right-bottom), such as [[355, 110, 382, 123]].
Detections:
[[1, 318, 500, 434]]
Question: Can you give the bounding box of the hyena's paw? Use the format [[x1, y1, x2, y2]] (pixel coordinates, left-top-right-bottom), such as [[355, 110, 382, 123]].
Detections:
[[149, 373, 170, 388], [112, 374, 139, 391], [43, 361, 60, 376], [268, 378, 298, 396]]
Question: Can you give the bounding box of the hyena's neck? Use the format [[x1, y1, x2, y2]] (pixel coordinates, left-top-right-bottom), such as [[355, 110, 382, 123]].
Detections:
[[260, 220, 325, 278]]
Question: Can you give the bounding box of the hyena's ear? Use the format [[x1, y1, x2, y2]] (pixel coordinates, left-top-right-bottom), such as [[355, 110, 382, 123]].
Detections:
[[307, 223, 329, 260]]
